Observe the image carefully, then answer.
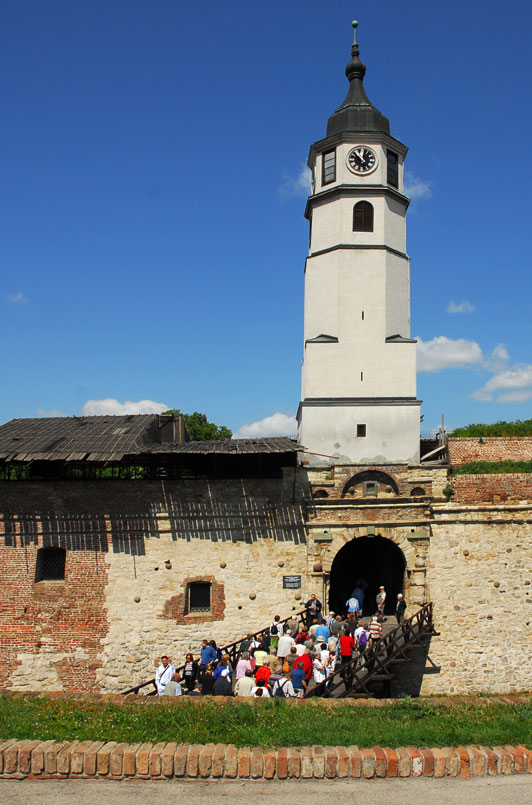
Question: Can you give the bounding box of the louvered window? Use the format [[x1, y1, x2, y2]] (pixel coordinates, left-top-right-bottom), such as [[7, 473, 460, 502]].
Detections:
[[187, 582, 211, 613], [387, 150, 399, 187], [322, 150, 336, 185], [35, 547, 66, 582], [353, 201, 374, 232]]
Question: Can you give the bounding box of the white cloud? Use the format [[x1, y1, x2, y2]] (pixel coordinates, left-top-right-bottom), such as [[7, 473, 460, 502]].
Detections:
[[278, 164, 312, 199], [470, 388, 492, 403], [233, 412, 297, 439], [404, 170, 432, 200], [82, 398, 168, 416], [35, 408, 67, 417], [497, 390, 532, 404], [446, 300, 475, 314], [484, 343, 510, 372], [8, 292, 28, 305], [471, 364, 532, 403], [416, 336, 484, 373]]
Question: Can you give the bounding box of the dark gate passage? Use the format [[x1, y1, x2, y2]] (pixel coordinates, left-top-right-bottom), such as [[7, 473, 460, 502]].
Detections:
[[328, 536, 406, 616]]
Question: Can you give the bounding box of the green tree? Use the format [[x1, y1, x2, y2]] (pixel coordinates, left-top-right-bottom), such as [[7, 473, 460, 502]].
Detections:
[[162, 410, 232, 441]]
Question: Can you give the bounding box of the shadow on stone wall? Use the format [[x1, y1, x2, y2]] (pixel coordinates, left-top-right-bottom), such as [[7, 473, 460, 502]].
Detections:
[[389, 636, 440, 697], [1, 476, 311, 555]]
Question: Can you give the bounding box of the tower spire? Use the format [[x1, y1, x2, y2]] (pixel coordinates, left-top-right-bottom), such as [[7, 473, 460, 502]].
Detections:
[[326, 19, 390, 137], [346, 19, 366, 82]]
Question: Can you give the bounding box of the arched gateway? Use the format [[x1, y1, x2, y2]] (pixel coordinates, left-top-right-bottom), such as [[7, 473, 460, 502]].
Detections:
[[329, 536, 406, 616]]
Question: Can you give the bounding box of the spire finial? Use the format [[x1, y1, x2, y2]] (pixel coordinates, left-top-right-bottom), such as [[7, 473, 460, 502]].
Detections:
[[352, 19, 358, 43], [345, 18, 365, 82]]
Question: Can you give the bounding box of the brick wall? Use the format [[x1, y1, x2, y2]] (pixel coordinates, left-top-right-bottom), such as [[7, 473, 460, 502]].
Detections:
[[450, 473, 532, 503], [0, 543, 108, 692], [448, 437, 532, 466]]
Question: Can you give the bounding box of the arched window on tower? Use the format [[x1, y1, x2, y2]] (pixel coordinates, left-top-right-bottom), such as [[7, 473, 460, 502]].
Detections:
[[353, 201, 374, 232]]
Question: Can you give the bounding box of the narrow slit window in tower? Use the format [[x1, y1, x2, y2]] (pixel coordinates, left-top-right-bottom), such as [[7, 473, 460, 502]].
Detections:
[[387, 150, 399, 187], [322, 150, 336, 185]]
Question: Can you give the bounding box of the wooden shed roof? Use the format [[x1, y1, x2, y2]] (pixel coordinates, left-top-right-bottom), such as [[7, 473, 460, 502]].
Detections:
[[0, 416, 301, 462], [136, 437, 301, 455], [0, 415, 161, 462]]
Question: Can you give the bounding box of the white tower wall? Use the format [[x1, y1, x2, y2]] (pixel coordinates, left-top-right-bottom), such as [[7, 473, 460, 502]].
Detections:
[[297, 27, 420, 464]]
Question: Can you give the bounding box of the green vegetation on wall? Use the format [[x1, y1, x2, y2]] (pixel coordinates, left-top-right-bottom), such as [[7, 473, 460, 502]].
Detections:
[[451, 460, 532, 475], [451, 419, 532, 437]]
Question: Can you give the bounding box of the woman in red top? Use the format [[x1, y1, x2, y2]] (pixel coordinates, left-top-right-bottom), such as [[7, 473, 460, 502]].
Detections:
[[295, 649, 313, 681], [254, 661, 271, 688], [339, 633, 355, 686]]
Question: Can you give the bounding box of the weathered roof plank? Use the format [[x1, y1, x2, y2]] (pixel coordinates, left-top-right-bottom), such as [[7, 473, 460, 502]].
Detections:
[[0, 416, 301, 463]]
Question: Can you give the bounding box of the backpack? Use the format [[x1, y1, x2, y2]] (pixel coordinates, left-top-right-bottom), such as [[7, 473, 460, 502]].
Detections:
[[274, 680, 287, 698], [358, 630, 367, 649], [270, 623, 278, 636]]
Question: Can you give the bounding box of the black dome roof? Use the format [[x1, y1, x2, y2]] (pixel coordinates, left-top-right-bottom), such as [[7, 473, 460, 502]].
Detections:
[[326, 22, 390, 137]]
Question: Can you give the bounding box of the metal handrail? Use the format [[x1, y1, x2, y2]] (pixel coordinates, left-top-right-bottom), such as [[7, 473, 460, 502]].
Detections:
[[120, 607, 308, 695]]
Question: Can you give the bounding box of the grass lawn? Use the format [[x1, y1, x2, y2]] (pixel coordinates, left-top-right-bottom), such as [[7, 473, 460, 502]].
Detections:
[[0, 696, 531, 749]]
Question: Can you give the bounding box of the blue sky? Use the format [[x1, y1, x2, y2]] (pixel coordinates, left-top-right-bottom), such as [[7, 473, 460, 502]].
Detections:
[[2, 0, 532, 437]]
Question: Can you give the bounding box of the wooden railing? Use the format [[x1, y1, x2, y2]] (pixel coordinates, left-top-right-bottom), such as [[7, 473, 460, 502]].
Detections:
[[305, 602, 436, 699], [120, 607, 308, 695]]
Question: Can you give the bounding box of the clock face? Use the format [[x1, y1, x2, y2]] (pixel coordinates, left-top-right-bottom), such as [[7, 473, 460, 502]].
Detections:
[[347, 146, 377, 175]]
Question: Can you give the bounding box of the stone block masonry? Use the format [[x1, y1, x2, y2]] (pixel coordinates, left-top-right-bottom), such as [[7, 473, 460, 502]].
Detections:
[[2, 459, 532, 696], [0, 739, 531, 780], [0, 475, 311, 693], [424, 503, 532, 694]]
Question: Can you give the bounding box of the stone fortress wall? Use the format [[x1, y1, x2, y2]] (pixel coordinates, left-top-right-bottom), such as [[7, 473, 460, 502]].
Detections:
[[1, 442, 532, 695], [0, 473, 311, 693]]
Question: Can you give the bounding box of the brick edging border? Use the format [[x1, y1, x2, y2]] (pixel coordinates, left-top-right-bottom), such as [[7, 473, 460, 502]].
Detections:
[[1, 740, 531, 780]]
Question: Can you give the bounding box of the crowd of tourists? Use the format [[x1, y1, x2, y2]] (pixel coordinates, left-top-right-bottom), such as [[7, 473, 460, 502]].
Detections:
[[154, 588, 408, 698]]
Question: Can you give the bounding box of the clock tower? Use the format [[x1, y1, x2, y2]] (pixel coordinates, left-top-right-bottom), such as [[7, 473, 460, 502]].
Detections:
[[297, 22, 421, 464]]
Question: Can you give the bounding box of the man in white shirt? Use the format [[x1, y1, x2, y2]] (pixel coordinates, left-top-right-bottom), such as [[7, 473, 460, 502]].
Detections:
[[271, 671, 296, 698], [235, 670, 255, 697], [163, 673, 182, 696], [376, 586, 387, 614], [155, 655, 176, 695], [277, 630, 295, 662]]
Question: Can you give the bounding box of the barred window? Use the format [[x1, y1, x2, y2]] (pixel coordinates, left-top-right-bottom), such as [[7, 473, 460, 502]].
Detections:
[[187, 582, 211, 613], [357, 424, 367, 438], [35, 547, 66, 582], [322, 150, 336, 185]]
